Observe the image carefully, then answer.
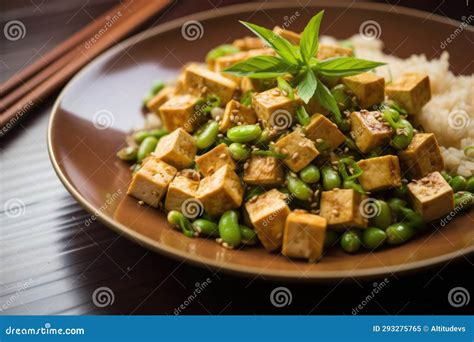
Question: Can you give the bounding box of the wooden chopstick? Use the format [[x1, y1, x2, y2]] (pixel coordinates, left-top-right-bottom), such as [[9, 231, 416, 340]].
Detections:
[[0, 0, 172, 134]]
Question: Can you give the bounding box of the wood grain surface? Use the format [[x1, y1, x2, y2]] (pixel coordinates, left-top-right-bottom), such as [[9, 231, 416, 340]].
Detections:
[[1, 0, 472, 315]]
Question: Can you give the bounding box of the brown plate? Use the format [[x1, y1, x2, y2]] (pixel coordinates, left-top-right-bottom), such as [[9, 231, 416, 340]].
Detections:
[[48, 2, 474, 281]]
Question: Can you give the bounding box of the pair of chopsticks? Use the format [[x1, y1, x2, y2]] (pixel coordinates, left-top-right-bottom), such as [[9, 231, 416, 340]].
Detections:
[[0, 0, 172, 136]]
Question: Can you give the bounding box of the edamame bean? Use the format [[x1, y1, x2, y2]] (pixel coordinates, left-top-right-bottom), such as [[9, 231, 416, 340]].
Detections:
[[340, 230, 361, 253], [441, 171, 452, 184], [385, 223, 416, 245], [134, 129, 168, 144], [167, 210, 195, 238], [299, 165, 320, 184], [195, 121, 219, 149], [286, 175, 313, 201], [450, 175, 467, 192], [228, 143, 250, 161], [362, 227, 387, 250], [392, 183, 408, 199], [240, 225, 258, 245], [383, 107, 400, 122], [117, 146, 138, 162], [227, 124, 262, 143], [193, 219, 219, 237], [370, 200, 392, 229], [454, 192, 473, 211], [400, 207, 426, 230], [324, 230, 339, 248], [465, 176, 474, 193], [218, 210, 242, 247], [391, 119, 414, 150], [244, 186, 265, 201], [387, 198, 408, 217], [321, 166, 341, 191], [137, 136, 158, 162]]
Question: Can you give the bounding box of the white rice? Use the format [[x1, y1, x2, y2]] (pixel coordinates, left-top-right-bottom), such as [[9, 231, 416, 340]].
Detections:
[[322, 35, 474, 176]]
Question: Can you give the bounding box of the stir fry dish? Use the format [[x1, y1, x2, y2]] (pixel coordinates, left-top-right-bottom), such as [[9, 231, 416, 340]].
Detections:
[[118, 11, 473, 262]]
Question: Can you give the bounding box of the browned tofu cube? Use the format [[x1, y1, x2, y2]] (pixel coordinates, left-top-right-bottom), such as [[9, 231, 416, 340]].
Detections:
[[407, 172, 454, 222], [232, 36, 265, 50], [155, 128, 196, 169], [243, 155, 285, 186], [245, 189, 290, 251], [386, 73, 431, 114], [240, 77, 276, 93], [357, 155, 402, 192], [145, 86, 173, 114], [127, 157, 177, 207], [319, 189, 368, 230], [282, 212, 327, 262], [159, 94, 200, 133], [184, 64, 238, 103], [399, 133, 444, 179], [304, 114, 345, 152], [273, 26, 301, 45], [195, 143, 235, 176], [164, 171, 200, 212], [342, 73, 385, 108], [219, 100, 257, 132], [316, 43, 353, 60], [303, 96, 330, 116], [252, 88, 302, 124], [274, 129, 319, 172], [350, 110, 393, 153], [196, 165, 243, 216]]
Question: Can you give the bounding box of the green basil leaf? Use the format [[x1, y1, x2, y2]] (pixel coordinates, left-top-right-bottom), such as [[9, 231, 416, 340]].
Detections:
[[316, 57, 385, 77], [206, 44, 240, 62], [296, 106, 310, 126], [224, 55, 292, 78], [239, 21, 299, 65], [277, 77, 294, 99], [300, 11, 324, 63], [314, 78, 340, 119], [297, 70, 317, 103]]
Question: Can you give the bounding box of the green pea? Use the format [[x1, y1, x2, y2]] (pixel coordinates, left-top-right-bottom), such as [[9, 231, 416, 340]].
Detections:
[[151, 81, 165, 95], [167, 210, 195, 238], [193, 219, 219, 237], [340, 230, 361, 253], [450, 175, 467, 192], [386, 223, 416, 245], [387, 198, 408, 218], [228, 143, 250, 161], [218, 210, 242, 247], [383, 107, 400, 122], [321, 166, 341, 191], [117, 146, 138, 162], [399, 207, 426, 230], [134, 129, 168, 144], [286, 175, 313, 201], [137, 136, 158, 162], [216, 136, 232, 146], [362, 227, 387, 250], [390, 119, 413, 150], [324, 230, 339, 248], [299, 165, 320, 184], [370, 200, 392, 229], [392, 183, 408, 199], [134, 131, 150, 144], [227, 124, 262, 143], [240, 225, 258, 245], [466, 176, 474, 193], [254, 128, 273, 147], [195, 121, 219, 149], [441, 171, 453, 184], [454, 192, 473, 211]]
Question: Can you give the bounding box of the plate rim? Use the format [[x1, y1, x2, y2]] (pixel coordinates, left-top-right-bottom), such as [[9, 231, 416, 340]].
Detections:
[[47, 1, 474, 281]]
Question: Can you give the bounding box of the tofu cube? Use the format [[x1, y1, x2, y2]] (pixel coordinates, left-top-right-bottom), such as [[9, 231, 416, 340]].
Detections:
[[399, 133, 444, 179], [159, 94, 200, 133], [214, 48, 274, 73], [243, 155, 285, 186], [303, 96, 329, 116], [304, 114, 345, 152], [350, 110, 393, 153], [319, 189, 368, 230], [316, 43, 353, 60], [274, 129, 319, 172], [196, 165, 243, 216], [273, 26, 301, 45], [342, 73, 385, 108], [195, 143, 235, 176], [127, 157, 177, 207], [240, 77, 276, 93], [282, 212, 327, 262], [164, 171, 200, 212], [386, 73, 431, 114], [145, 86, 174, 114], [252, 88, 302, 124], [219, 100, 257, 132], [407, 172, 454, 222], [245, 189, 290, 251], [184, 64, 237, 103], [357, 155, 402, 192], [232, 36, 265, 51], [154, 128, 197, 169]]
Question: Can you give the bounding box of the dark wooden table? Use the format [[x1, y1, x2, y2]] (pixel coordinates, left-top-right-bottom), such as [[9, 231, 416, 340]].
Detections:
[[1, 0, 472, 315]]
